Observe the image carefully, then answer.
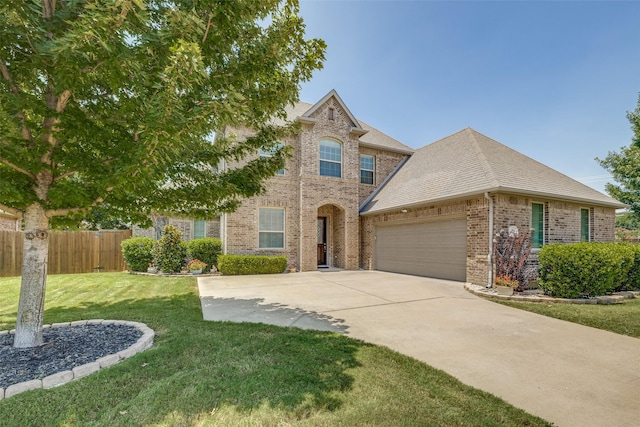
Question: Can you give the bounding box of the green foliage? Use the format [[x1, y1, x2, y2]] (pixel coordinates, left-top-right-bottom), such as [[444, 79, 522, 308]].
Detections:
[[616, 212, 640, 230], [152, 226, 187, 273], [187, 237, 222, 269], [120, 237, 155, 272], [598, 92, 640, 216], [218, 255, 287, 275], [618, 243, 640, 291], [0, 0, 325, 222], [538, 243, 635, 298]]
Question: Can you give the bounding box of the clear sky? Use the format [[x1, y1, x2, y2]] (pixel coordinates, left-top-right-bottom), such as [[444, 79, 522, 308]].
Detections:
[[297, 0, 640, 195]]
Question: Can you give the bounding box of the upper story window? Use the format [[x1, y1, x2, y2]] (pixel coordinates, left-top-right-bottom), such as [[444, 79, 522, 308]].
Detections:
[[531, 202, 545, 249], [259, 142, 285, 175], [328, 108, 335, 120], [360, 155, 375, 185], [581, 208, 591, 242], [319, 139, 342, 178]]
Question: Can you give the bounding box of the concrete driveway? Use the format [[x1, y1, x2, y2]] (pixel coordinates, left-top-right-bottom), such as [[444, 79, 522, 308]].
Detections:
[[198, 270, 640, 427]]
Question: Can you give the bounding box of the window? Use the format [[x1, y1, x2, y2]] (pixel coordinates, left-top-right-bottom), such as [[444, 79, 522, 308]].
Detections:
[[328, 108, 335, 120], [531, 202, 545, 249], [319, 139, 342, 178], [259, 143, 285, 175], [360, 155, 375, 185], [581, 208, 591, 242], [259, 208, 285, 249], [194, 219, 206, 239]]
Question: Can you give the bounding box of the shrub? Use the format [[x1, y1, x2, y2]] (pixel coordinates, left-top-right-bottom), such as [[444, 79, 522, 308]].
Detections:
[[493, 227, 537, 290], [617, 243, 640, 291], [120, 237, 155, 272], [538, 242, 635, 298], [218, 255, 287, 275], [152, 225, 188, 273], [187, 238, 222, 269]]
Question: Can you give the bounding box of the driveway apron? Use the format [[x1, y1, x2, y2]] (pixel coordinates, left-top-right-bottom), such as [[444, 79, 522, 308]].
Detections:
[[198, 270, 640, 427]]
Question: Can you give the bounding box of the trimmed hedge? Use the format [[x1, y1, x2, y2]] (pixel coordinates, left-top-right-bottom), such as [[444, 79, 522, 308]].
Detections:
[[538, 242, 637, 298], [121, 237, 155, 272], [187, 238, 222, 269], [218, 255, 287, 275]]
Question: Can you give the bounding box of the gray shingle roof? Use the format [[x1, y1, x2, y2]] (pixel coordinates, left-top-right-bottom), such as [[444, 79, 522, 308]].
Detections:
[[361, 128, 624, 214]]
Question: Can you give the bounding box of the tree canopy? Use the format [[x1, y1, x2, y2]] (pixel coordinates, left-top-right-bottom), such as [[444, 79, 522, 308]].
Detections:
[[0, 0, 325, 347], [599, 93, 640, 218], [0, 0, 325, 222]]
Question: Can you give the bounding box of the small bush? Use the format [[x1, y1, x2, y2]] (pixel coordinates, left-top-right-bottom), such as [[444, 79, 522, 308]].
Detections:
[[493, 227, 537, 290], [121, 237, 155, 272], [152, 225, 188, 273], [538, 242, 635, 298], [187, 238, 222, 269], [218, 255, 287, 275], [617, 243, 640, 291]]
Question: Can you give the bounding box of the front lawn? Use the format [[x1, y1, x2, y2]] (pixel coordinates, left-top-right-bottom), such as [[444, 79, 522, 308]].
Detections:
[[499, 297, 640, 339], [0, 273, 549, 426]]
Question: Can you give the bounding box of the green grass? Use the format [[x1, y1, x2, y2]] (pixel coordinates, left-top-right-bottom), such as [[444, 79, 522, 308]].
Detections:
[[499, 297, 640, 339], [0, 273, 550, 426]]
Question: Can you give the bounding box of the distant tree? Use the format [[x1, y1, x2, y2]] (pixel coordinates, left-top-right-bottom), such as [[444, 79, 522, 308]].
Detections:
[[0, 0, 325, 348], [615, 211, 640, 230], [599, 92, 640, 219]]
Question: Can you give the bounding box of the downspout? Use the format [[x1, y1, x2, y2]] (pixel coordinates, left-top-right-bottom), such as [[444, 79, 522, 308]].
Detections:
[[484, 192, 494, 288]]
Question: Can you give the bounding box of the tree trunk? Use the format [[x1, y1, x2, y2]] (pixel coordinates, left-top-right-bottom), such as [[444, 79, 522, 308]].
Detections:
[[13, 203, 50, 348]]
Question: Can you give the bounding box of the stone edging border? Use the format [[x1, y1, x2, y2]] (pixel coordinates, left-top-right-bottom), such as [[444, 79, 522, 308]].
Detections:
[[465, 283, 640, 304], [0, 320, 154, 400]]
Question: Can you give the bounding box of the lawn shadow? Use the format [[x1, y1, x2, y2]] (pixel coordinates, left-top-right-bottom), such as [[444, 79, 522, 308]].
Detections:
[[0, 291, 365, 426]]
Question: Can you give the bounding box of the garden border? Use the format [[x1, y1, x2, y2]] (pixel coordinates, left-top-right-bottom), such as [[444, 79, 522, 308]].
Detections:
[[465, 283, 640, 304], [0, 320, 154, 400]]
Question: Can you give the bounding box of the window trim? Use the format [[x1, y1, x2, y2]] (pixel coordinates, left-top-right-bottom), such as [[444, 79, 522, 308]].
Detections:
[[580, 207, 591, 242], [531, 202, 545, 250], [319, 138, 342, 178], [360, 154, 375, 185], [258, 207, 285, 249]]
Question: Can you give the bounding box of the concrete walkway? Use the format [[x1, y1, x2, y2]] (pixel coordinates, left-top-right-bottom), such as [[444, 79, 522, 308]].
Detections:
[[198, 270, 640, 427]]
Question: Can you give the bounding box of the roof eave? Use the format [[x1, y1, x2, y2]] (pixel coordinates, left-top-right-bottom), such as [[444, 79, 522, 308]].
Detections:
[[358, 140, 415, 155], [361, 187, 626, 216]]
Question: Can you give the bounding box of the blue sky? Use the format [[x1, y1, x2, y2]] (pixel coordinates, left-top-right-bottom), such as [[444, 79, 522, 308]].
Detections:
[[297, 0, 640, 194]]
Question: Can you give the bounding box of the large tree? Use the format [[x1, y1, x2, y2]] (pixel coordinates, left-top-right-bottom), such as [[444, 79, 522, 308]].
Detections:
[[0, 0, 325, 348], [599, 93, 640, 217]]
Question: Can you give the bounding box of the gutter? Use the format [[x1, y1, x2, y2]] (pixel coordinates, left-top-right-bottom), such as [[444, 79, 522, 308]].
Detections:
[[484, 192, 494, 288]]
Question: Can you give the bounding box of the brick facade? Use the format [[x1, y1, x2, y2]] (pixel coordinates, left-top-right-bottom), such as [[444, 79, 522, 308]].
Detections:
[[0, 214, 19, 231], [223, 95, 409, 271], [360, 193, 617, 286], [133, 216, 220, 241]]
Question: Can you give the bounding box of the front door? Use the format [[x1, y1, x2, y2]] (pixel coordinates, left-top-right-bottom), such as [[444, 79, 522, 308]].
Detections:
[[317, 216, 328, 266]]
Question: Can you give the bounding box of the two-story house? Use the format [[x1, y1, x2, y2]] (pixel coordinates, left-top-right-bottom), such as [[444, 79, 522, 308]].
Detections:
[[135, 90, 625, 285]]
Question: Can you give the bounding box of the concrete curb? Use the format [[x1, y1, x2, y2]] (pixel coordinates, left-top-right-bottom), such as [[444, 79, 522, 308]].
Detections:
[[0, 320, 154, 400], [465, 283, 640, 304]]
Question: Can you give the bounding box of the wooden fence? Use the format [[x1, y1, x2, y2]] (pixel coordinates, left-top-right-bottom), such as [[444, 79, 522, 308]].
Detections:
[[0, 230, 132, 277]]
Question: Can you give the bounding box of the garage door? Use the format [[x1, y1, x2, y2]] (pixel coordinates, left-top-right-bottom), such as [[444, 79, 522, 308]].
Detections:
[[374, 218, 467, 281]]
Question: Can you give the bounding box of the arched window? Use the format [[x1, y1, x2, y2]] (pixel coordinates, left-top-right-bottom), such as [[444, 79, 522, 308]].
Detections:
[[319, 139, 342, 178]]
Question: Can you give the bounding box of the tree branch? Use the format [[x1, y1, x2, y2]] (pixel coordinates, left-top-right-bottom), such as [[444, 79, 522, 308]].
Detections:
[[0, 203, 24, 218], [1, 159, 36, 179], [45, 187, 113, 218], [53, 170, 77, 182], [0, 60, 34, 141]]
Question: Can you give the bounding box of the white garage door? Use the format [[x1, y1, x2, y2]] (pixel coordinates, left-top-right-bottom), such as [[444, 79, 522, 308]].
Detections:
[[374, 218, 467, 281]]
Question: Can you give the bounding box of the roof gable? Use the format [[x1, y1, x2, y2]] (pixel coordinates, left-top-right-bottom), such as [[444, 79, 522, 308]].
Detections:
[[361, 128, 624, 214], [302, 89, 362, 130]]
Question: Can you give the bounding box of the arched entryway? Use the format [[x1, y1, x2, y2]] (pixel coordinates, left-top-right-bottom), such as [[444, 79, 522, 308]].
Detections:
[[317, 204, 346, 269]]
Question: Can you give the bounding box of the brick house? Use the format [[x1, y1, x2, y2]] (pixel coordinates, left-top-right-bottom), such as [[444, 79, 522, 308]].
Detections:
[[0, 210, 20, 231], [137, 90, 625, 285]]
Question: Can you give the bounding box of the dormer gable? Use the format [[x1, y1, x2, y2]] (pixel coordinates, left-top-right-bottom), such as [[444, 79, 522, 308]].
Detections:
[[298, 89, 368, 137]]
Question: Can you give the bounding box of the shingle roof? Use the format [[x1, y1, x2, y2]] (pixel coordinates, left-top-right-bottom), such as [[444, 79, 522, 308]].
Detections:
[[361, 128, 625, 214]]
